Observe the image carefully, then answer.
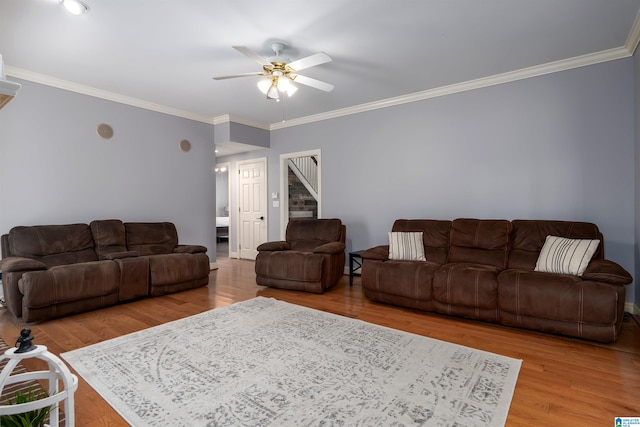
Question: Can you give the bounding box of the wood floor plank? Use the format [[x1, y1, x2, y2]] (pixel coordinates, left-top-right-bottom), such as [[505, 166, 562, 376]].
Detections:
[[0, 257, 638, 426]]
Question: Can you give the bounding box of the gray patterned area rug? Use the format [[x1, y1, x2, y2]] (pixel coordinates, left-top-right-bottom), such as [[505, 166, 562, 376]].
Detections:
[[62, 297, 521, 426]]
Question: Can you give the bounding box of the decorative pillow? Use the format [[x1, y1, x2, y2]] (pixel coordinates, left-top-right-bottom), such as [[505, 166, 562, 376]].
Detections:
[[534, 235, 600, 276], [388, 232, 426, 261]]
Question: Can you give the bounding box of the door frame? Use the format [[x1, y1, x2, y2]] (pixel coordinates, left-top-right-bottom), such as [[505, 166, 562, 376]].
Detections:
[[237, 157, 268, 260], [279, 149, 321, 240], [215, 161, 231, 258]]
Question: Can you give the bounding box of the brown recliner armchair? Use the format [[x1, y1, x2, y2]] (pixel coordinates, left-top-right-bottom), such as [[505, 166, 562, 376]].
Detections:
[[255, 218, 346, 293]]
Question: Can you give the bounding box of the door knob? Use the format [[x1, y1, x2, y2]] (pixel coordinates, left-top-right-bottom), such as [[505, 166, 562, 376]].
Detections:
[[257, 216, 264, 220]]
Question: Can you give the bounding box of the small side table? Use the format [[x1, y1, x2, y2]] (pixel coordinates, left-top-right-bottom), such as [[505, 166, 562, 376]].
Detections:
[[349, 250, 364, 286]]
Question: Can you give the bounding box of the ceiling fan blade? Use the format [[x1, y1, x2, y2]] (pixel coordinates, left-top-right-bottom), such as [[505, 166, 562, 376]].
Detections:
[[232, 46, 272, 67], [292, 74, 334, 92], [213, 72, 267, 80], [288, 52, 332, 71]]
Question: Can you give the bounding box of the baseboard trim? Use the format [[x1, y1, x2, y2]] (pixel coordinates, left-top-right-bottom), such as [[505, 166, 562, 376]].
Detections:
[[625, 302, 639, 315], [210, 262, 218, 270]]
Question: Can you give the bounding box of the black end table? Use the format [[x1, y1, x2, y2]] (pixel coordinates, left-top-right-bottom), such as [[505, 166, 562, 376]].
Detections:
[[348, 250, 364, 286]]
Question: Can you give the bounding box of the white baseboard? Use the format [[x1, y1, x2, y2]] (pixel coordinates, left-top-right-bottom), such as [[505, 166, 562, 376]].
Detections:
[[210, 262, 218, 270], [625, 302, 639, 315]]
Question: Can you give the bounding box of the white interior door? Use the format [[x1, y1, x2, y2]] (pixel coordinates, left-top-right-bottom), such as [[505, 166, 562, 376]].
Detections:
[[238, 158, 267, 260]]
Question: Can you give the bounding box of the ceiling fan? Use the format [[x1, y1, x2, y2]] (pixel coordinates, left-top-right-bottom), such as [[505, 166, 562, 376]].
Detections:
[[213, 43, 334, 100]]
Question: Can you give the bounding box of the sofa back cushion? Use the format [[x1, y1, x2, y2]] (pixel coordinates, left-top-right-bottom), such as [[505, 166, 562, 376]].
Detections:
[[508, 220, 603, 270], [286, 219, 345, 252], [392, 219, 451, 264], [90, 219, 127, 259], [125, 222, 178, 255], [448, 218, 512, 269], [8, 224, 97, 267]]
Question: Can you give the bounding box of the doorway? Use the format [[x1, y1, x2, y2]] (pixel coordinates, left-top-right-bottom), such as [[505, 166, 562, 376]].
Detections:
[[215, 162, 230, 259], [237, 157, 268, 260], [279, 150, 321, 240]]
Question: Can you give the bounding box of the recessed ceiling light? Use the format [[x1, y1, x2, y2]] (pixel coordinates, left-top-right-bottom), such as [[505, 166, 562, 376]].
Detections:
[[61, 0, 89, 15]]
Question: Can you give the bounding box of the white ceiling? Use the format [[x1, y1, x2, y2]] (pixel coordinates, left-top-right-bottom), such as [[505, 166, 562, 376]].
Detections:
[[1, 0, 640, 129]]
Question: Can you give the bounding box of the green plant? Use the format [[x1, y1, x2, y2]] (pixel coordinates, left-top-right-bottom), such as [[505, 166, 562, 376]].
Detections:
[[0, 389, 51, 427]]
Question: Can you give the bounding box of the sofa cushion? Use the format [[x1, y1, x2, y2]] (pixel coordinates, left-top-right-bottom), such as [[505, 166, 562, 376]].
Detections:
[[582, 259, 633, 285], [8, 224, 97, 267], [90, 219, 128, 260], [508, 220, 603, 270], [125, 222, 178, 255], [367, 260, 439, 301], [391, 220, 451, 264], [535, 235, 599, 276], [146, 253, 209, 286], [498, 270, 621, 325], [0, 257, 47, 272], [18, 261, 119, 308], [255, 251, 323, 282], [448, 219, 511, 269], [286, 219, 344, 252], [433, 263, 500, 311], [388, 232, 426, 261]]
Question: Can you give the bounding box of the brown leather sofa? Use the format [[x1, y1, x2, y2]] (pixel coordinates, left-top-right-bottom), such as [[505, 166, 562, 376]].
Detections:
[[255, 218, 346, 293], [362, 218, 632, 342], [0, 220, 210, 322]]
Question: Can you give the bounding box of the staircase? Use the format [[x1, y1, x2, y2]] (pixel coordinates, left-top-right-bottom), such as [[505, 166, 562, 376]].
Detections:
[[288, 155, 318, 201]]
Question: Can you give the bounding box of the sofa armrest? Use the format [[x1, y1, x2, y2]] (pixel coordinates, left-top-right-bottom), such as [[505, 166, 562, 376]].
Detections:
[[0, 257, 47, 273], [582, 259, 633, 285], [313, 242, 346, 255], [361, 245, 389, 261], [104, 251, 140, 260], [257, 241, 291, 252], [174, 245, 208, 254]]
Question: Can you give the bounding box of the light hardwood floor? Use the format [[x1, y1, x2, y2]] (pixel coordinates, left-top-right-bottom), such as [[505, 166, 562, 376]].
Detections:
[[1, 257, 639, 426]]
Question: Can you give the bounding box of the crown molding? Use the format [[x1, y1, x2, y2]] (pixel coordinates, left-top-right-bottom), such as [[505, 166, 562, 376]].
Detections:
[[212, 114, 270, 130], [5, 66, 215, 124], [626, 9, 640, 55], [269, 46, 632, 130]]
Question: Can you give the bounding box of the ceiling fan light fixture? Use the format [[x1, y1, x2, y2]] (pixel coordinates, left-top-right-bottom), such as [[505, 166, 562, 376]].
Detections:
[[257, 78, 272, 95], [278, 78, 298, 97], [266, 79, 280, 100], [258, 77, 297, 99], [61, 0, 89, 15]]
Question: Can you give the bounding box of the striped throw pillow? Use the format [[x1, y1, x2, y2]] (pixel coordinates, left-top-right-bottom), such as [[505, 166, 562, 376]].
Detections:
[[534, 235, 600, 276], [388, 232, 426, 261]]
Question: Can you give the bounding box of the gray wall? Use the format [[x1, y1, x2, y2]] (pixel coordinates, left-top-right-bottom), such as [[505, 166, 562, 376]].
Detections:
[[0, 79, 217, 257], [222, 58, 637, 305]]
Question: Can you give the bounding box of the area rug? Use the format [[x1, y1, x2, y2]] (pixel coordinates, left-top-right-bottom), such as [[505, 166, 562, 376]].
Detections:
[[62, 297, 521, 426]]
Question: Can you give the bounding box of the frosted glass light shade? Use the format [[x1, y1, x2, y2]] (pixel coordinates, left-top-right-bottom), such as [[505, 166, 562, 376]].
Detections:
[[62, 0, 89, 15]]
